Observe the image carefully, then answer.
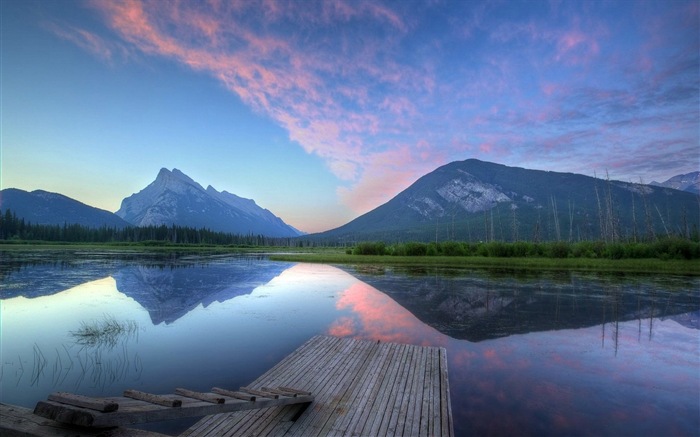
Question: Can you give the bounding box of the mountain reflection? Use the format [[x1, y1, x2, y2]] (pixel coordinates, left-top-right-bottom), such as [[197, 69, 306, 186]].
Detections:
[[342, 267, 700, 342], [113, 260, 290, 324], [0, 252, 291, 325]]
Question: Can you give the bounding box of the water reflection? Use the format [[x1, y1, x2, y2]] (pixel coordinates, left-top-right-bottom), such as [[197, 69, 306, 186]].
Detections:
[[113, 259, 289, 324], [1, 252, 698, 436], [343, 266, 699, 342], [336, 266, 699, 436]]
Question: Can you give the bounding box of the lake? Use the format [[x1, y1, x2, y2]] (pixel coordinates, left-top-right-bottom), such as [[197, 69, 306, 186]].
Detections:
[[1, 250, 698, 436]]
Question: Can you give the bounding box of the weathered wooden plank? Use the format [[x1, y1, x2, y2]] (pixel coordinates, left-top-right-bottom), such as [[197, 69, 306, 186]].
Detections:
[[2, 403, 171, 437], [408, 346, 428, 437], [174, 388, 225, 404], [123, 390, 182, 408], [429, 348, 440, 437], [257, 336, 339, 387], [211, 387, 256, 401], [393, 344, 420, 436], [206, 336, 347, 437], [385, 343, 415, 436], [314, 339, 381, 435], [183, 335, 454, 437], [288, 338, 364, 434], [33, 392, 313, 428], [368, 343, 414, 437], [354, 341, 402, 436], [439, 346, 454, 437], [328, 341, 396, 436], [419, 348, 435, 437], [333, 344, 402, 435], [218, 335, 338, 437], [46, 392, 118, 413], [239, 387, 279, 399], [277, 386, 312, 396], [296, 337, 377, 435], [375, 343, 412, 437]]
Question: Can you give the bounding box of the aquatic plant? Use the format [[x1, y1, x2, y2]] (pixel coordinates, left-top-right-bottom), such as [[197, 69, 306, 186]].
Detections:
[[70, 314, 139, 350]]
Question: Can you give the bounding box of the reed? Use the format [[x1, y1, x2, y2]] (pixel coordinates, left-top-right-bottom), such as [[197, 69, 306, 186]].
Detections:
[[70, 314, 139, 350]]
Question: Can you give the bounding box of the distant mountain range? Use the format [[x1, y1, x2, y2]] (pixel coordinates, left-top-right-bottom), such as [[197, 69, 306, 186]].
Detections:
[[1, 168, 302, 237], [651, 172, 699, 195], [311, 159, 699, 243], [1, 161, 697, 241], [116, 168, 302, 237], [0, 188, 131, 228]]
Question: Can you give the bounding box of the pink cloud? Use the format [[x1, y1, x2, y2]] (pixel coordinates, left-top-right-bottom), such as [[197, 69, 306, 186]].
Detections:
[[51, 0, 696, 226], [83, 0, 433, 202], [337, 143, 446, 214], [45, 21, 128, 63], [479, 142, 493, 153], [555, 30, 600, 64]]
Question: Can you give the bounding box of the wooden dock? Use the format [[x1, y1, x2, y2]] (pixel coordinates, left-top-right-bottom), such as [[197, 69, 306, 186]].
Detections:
[[1, 335, 453, 436], [183, 335, 453, 436]]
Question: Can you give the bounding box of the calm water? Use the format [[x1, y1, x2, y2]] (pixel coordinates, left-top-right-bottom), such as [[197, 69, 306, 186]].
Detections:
[[1, 251, 698, 436]]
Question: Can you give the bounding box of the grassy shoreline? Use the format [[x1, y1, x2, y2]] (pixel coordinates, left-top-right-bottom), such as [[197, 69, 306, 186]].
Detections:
[[1, 242, 697, 275], [269, 252, 700, 275]]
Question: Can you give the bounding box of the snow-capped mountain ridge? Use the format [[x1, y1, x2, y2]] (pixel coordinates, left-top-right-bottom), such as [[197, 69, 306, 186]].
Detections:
[[116, 168, 301, 237], [651, 172, 700, 195], [311, 159, 700, 243]]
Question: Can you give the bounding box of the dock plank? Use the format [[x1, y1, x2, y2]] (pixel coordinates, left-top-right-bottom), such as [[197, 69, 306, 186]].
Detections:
[[184, 335, 453, 436]]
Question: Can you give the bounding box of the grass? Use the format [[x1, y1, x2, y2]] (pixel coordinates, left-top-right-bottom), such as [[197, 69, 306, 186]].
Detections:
[[70, 314, 139, 349], [269, 251, 700, 275], [2, 241, 697, 275]]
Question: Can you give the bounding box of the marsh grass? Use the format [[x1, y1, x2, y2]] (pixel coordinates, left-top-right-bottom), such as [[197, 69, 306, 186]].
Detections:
[[70, 314, 139, 350], [270, 252, 699, 275]]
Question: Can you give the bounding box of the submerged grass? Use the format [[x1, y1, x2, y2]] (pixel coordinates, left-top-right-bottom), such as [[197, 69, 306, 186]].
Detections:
[[70, 314, 139, 349]]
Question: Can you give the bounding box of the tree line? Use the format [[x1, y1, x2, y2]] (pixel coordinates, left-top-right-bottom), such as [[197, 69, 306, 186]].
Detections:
[[0, 209, 301, 247]]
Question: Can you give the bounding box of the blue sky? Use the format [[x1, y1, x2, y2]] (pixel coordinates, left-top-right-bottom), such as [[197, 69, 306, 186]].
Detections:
[[1, 0, 698, 233]]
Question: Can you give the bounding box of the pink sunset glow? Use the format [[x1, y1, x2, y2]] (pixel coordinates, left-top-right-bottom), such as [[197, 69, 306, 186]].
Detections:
[[3, 0, 697, 232]]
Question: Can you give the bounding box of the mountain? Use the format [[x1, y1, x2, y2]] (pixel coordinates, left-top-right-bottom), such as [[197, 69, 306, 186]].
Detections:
[[116, 168, 301, 237], [651, 172, 700, 195], [311, 159, 700, 243], [0, 188, 130, 228]]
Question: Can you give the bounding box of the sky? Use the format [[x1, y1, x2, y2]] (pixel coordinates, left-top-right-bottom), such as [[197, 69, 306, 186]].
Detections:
[[1, 0, 698, 233]]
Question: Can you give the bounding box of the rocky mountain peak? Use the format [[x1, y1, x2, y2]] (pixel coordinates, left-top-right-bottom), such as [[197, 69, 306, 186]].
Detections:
[[116, 168, 301, 237]]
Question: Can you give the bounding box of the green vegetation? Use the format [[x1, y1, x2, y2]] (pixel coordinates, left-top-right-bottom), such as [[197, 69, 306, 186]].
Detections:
[[349, 239, 700, 260], [270, 252, 698, 275], [0, 208, 304, 247], [270, 239, 700, 275], [3, 206, 698, 274]]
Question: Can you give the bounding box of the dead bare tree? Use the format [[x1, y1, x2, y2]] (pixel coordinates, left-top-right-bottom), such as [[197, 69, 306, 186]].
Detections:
[[639, 177, 655, 241], [655, 204, 670, 237], [568, 200, 574, 242], [550, 195, 561, 240], [594, 178, 606, 242], [630, 186, 638, 243]]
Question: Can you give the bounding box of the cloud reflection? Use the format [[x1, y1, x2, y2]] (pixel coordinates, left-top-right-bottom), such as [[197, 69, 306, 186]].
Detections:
[[329, 281, 446, 346]]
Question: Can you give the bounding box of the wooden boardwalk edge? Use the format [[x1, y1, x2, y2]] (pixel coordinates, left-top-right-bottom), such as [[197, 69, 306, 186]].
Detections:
[[2, 335, 453, 437], [185, 335, 454, 437], [0, 403, 170, 437]]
